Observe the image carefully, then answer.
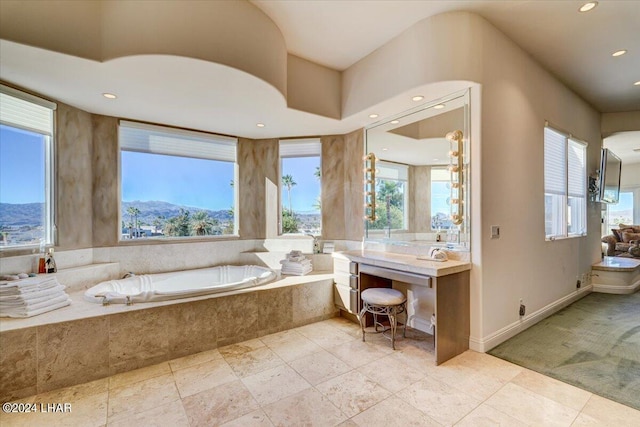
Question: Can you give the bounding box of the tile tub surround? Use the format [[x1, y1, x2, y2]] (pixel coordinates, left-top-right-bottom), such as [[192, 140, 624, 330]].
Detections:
[[0, 273, 337, 402], [2, 319, 639, 427]]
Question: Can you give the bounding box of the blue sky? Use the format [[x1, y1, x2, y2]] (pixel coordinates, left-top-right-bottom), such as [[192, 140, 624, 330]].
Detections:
[[281, 156, 321, 213], [0, 125, 45, 204]]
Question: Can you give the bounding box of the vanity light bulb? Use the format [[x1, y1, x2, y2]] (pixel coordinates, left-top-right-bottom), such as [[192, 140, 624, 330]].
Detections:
[[448, 165, 460, 172], [452, 182, 461, 188], [448, 150, 459, 157]]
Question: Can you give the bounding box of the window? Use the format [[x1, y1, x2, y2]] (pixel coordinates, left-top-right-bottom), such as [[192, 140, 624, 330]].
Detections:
[[430, 167, 454, 230], [0, 85, 56, 249], [607, 191, 634, 227], [544, 126, 587, 239], [119, 121, 237, 240], [369, 161, 408, 232], [279, 139, 321, 235]]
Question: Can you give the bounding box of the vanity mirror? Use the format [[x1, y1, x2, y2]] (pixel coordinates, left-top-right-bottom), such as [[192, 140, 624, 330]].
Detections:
[[364, 90, 470, 250]]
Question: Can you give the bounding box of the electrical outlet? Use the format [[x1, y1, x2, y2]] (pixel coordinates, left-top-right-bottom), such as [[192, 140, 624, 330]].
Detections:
[[576, 279, 581, 289], [519, 299, 525, 317]]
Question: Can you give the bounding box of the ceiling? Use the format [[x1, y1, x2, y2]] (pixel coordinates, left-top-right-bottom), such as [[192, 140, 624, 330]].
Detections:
[[252, 0, 640, 113], [0, 1, 638, 142]]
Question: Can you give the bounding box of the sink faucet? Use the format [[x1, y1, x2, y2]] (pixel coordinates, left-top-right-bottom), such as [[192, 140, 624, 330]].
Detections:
[[305, 233, 320, 254]]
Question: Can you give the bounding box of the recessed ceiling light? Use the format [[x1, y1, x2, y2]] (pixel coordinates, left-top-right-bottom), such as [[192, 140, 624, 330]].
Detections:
[[102, 93, 117, 99], [635, 81, 640, 86], [382, 148, 388, 151], [579, 1, 598, 12], [433, 158, 439, 161], [612, 50, 627, 57], [369, 114, 379, 118], [412, 95, 424, 102], [433, 104, 445, 109], [256, 123, 265, 128], [390, 120, 400, 124]]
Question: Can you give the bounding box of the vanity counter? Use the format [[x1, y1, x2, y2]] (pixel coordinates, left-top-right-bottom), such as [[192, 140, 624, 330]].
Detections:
[[334, 250, 471, 278]]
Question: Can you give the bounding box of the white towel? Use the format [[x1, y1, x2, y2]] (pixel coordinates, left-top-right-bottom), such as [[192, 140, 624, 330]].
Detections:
[[0, 298, 71, 318], [0, 277, 59, 295], [0, 284, 66, 302], [280, 259, 311, 266]]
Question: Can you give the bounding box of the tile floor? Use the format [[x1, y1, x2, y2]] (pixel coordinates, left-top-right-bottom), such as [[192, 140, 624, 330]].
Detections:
[[1, 316, 639, 426]]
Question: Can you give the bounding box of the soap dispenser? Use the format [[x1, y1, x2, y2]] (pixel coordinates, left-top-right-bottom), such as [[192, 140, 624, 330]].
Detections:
[[45, 248, 57, 273]]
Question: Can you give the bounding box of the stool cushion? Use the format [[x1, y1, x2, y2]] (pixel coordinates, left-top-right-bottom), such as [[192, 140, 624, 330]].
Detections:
[[361, 288, 406, 306]]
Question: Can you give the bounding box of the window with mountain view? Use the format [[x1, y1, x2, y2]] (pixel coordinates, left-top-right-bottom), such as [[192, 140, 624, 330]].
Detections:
[[119, 121, 238, 240], [0, 85, 56, 249], [279, 139, 322, 235]]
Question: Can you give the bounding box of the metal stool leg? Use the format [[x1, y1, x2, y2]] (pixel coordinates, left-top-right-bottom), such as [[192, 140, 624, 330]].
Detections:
[[359, 305, 367, 342]]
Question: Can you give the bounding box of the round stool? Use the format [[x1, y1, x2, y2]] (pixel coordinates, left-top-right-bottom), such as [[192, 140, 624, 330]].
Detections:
[[359, 288, 407, 350]]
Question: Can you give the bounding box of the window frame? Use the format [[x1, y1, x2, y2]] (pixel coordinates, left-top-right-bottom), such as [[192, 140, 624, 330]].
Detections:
[[0, 84, 56, 250], [278, 138, 322, 236], [118, 120, 239, 241], [544, 124, 588, 241]]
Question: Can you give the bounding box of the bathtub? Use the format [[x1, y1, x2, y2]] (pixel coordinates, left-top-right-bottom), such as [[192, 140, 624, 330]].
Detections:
[[84, 265, 277, 304]]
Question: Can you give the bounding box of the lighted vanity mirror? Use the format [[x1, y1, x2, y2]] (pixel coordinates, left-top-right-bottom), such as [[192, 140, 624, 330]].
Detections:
[[364, 89, 470, 250]]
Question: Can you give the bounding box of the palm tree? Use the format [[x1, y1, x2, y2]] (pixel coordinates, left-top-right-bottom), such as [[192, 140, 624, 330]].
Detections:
[[190, 211, 217, 236], [126, 206, 140, 238], [282, 174, 297, 215]]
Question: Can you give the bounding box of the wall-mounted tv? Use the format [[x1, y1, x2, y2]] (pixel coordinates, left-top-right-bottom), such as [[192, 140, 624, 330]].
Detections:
[[598, 148, 622, 204]]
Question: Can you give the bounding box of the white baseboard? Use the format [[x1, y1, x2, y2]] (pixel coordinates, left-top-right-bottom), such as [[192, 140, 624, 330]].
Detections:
[[469, 285, 593, 353], [592, 278, 640, 294]]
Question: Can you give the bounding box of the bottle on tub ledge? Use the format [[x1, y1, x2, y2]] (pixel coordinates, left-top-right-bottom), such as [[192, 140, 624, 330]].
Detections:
[[37, 241, 47, 274], [45, 248, 57, 274]]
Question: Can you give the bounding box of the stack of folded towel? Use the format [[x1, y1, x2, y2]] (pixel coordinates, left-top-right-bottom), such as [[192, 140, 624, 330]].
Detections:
[[0, 276, 71, 318], [280, 250, 313, 276]]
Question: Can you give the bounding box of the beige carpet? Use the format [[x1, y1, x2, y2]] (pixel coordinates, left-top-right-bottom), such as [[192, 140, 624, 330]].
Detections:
[[489, 291, 640, 410]]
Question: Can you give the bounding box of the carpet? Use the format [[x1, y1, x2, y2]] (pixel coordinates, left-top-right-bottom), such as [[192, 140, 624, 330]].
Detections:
[[489, 291, 640, 410]]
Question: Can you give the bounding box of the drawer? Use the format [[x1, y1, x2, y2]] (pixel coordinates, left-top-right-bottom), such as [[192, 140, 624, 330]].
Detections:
[[334, 283, 351, 311], [334, 272, 351, 287]]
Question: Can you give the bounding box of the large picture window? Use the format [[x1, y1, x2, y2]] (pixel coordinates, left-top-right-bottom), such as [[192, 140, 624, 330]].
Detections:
[[0, 85, 56, 249], [119, 121, 238, 240], [279, 139, 322, 235], [544, 125, 587, 240]]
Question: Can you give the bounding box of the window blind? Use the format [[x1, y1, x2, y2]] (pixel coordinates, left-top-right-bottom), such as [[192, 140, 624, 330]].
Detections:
[[544, 127, 567, 195], [279, 139, 321, 158], [378, 161, 409, 181], [119, 120, 237, 162], [0, 84, 56, 136], [568, 138, 586, 197]]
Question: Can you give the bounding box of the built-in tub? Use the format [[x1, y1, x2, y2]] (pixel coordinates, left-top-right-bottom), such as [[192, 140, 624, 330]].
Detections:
[[84, 265, 277, 304]]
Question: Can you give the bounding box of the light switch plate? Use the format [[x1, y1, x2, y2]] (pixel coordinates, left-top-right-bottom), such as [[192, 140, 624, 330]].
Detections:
[[491, 225, 500, 239]]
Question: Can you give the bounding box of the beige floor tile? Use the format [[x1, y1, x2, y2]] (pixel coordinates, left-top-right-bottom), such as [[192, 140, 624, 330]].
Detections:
[[241, 364, 311, 406], [296, 322, 358, 349], [109, 362, 171, 389], [396, 375, 481, 426], [107, 374, 180, 421], [424, 362, 509, 401], [168, 348, 222, 372], [223, 346, 285, 378], [335, 420, 359, 427], [36, 378, 108, 403], [327, 339, 394, 369], [316, 370, 392, 417], [577, 394, 640, 427], [218, 338, 265, 358], [107, 399, 189, 427], [351, 395, 440, 426], [261, 330, 324, 362], [389, 344, 437, 375], [0, 391, 108, 427], [484, 382, 579, 427], [289, 349, 352, 386], [262, 388, 346, 427], [455, 402, 528, 427], [219, 409, 274, 427], [173, 358, 238, 398], [357, 354, 425, 393], [448, 351, 523, 383], [321, 316, 362, 335], [182, 379, 259, 426], [511, 369, 592, 411]]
